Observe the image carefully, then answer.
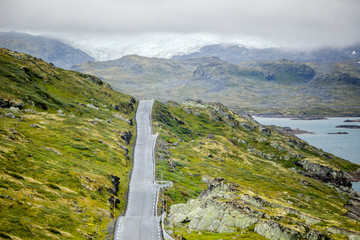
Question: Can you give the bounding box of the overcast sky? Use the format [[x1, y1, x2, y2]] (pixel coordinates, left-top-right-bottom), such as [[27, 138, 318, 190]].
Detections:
[[1, 0, 359, 48]]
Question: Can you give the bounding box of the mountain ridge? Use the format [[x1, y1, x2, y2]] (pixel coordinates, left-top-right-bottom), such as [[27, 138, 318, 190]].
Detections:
[[72, 54, 360, 116], [0, 31, 94, 69], [173, 43, 360, 64]]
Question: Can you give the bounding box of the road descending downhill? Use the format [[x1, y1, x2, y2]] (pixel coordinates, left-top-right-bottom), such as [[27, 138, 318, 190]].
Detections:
[[113, 100, 162, 240]]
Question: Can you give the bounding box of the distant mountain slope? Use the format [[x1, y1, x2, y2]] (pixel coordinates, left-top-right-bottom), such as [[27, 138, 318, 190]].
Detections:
[[0, 48, 136, 239], [73, 55, 360, 115], [0, 31, 94, 69], [173, 44, 360, 64]]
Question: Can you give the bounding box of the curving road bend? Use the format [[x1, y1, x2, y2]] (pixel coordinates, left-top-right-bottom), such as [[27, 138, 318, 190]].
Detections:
[[113, 100, 162, 240]]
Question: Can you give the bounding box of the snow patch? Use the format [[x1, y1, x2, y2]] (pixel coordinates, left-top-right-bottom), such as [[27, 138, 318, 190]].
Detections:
[[44, 32, 276, 61]]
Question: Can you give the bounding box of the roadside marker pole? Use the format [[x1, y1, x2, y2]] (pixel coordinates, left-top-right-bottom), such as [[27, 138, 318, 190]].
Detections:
[[113, 195, 118, 219]]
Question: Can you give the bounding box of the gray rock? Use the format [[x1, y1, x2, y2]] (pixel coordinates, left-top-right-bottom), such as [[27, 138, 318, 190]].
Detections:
[[0, 98, 24, 109], [262, 128, 271, 136], [201, 176, 212, 184], [5, 112, 15, 118], [299, 160, 351, 188], [166, 177, 329, 238], [349, 235, 360, 240], [240, 122, 256, 131], [328, 227, 360, 238], [43, 147, 62, 155], [113, 114, 130, 123], [5, 195, 13, 200], [255, 220, 302, 240], [207, 134, 215, 139], [57, 109, 66, 116], [9, 106, 20, 112], [86, 104, 99, 110], [306, 229, 328, 240], [257, 137, 267, 143]]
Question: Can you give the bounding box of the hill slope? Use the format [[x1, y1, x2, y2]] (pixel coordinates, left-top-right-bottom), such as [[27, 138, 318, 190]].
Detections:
[[0, 32, 94, 69], [153, 100, 360, 240], [0, 48, 136, 239], [73, 55, 360, 115], [173, 43, 360, 64]]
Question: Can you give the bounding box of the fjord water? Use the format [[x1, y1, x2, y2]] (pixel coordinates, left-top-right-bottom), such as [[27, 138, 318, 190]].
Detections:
[[253, 117, 360, 192]]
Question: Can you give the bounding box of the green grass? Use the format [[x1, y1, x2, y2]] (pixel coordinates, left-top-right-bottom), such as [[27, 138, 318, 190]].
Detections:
[[172, 228, 268, 240], [0, 48, 138, 239], [153, 101, 360, 239]]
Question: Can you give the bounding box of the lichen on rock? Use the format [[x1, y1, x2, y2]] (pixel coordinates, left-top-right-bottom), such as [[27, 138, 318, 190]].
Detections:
[[166, 177, 332, 239]]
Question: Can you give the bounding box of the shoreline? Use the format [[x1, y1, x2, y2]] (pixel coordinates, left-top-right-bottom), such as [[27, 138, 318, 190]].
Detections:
[[253, 114, 360, 119]]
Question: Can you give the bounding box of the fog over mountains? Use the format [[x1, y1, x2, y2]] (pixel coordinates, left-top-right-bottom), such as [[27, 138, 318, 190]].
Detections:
[[1, 31, 359, 115], [46, 32, 360, 63], [52, 32, 277, 61], [1, 31, 359, 64], [0, 31, 94, 69]]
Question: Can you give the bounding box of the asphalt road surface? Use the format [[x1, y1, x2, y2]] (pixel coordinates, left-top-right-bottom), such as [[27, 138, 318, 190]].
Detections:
[[113, 100, 162, 240]]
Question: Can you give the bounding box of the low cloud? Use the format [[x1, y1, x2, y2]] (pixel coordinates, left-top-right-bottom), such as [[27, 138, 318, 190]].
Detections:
[[1, 0, 359, 47]]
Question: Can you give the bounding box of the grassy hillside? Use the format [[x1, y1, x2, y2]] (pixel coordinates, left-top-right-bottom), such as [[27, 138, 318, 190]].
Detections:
[[0, 48, 136, 239], [72, 55, 360, 116], [153, 100, 360, 239]]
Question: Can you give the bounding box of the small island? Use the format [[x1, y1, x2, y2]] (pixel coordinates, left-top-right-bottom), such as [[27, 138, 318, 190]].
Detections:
[[336, 125, 360, 129], [328, 132, 348, 134], [344, 119, 360, 122], [291, 116, 327, 120], [277, 126, 314, 135]]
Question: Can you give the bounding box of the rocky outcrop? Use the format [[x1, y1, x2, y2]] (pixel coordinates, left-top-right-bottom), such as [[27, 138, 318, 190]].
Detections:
[[254, 221, 302, 240], [308, 73, 360, 87], [121, 131, 133, 145], [209, 102, 238, 127], [166, 178, 330, 239], [108, 175, 121, 214], [298, 160, 352, 188], [347, 169, 360, 182], [107, 175, 120, 195], [166, 179, 261, 233], [240, 122, 256, 131], [345, 198, 360, 220], [183, 100, 239, 127], [0, 98, 24, 109]]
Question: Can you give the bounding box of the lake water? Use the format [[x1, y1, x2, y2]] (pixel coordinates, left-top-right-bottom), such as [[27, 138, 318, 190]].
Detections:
[[253, 117, 360, 192]]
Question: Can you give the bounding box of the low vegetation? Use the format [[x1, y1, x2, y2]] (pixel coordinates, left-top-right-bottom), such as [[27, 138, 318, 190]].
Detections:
[[153, 100, 360, 239], [0, 48, 136, 239]]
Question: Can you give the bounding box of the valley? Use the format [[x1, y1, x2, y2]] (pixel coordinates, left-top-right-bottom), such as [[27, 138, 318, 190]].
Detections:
[[1, 38, 360, 240], [1, 0, 360, 239]]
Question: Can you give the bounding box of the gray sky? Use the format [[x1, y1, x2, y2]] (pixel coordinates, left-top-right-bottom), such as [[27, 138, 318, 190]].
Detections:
[[1, 0, 359, 48]]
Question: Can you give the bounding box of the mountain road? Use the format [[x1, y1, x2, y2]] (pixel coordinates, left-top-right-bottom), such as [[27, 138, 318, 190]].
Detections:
[[113, 100, 162, 240]]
